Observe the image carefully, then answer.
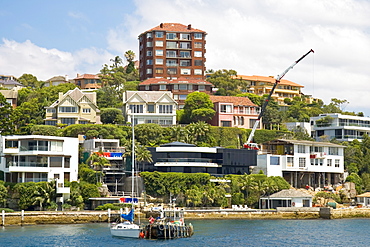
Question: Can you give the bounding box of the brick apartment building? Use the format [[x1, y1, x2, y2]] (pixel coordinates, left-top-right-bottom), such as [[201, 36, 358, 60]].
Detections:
[[138, 23, 207, 81]]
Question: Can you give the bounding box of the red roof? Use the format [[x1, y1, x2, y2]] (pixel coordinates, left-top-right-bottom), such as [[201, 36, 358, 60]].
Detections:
[[74, 74, 100, 80], [139, 77, 213, 86], [210, 95, 258, 107], [236, 75, 303, 87], [142, 23, 206, 34]]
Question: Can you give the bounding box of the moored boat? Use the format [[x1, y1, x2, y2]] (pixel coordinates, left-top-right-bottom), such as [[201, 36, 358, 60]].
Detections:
[[110, 208, 142, 238]]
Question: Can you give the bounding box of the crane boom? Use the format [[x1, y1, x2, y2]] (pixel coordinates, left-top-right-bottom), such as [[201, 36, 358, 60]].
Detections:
[[244, 49, 314, 149]]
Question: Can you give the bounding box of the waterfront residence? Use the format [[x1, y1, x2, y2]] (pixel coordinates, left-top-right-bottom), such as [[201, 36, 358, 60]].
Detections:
[[45, 87, 101, 126], [124, 91, 177, 126], [73, 73, 101, 90], [0, 135, 79, 201], [209, 95, 261, 129], [356, 192, 370, 207], [45, 75, 72, 87], [145, 141, 257, 176], [82, 138, 125, 195], [138, 77, 213, 109], [138, 23, 207, 81], [254, 139, 345, 188], [0, 89, 18, 108], [260, 189, 313, 209], [311, 113, 370, 142]]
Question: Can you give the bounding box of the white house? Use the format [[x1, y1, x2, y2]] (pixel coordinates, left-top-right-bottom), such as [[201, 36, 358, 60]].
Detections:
[[123, 91, 177, 126], [356, 192, 370, 207], [0, 135, 79, 201], [260, 189, 313, 209], [254, 139, 345, 188], [311, 113, 370, 142]]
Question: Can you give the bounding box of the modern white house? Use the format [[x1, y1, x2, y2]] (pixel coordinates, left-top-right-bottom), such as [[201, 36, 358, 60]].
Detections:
[[123, 91, 177, 126], [82, 138, 125, 195], [0, 135, 79, 201], [254, 139, 345, 188], [311, 113, 370, 142], [260, 189, 313, 209]]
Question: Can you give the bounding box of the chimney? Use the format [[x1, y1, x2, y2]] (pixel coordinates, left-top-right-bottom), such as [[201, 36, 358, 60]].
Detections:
[[188, 24, 191, 30], [58, 92, 63, 100], [65, 75, 68, 82], [160, 23, 163, 28]]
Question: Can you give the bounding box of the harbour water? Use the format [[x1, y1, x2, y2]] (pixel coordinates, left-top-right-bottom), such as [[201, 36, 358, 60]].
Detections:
[[1, 218, 370, 246]]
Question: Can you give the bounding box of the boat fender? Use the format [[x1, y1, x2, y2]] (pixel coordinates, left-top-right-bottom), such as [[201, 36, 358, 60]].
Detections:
[[139, 231, 145, 238], [158, 224, 165, 230], [292, 202, 295, 207]]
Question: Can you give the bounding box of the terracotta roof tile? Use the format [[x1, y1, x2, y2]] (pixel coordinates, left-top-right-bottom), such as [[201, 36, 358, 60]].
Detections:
[[210, 95, 258, 107], [143, 23, 206, 34], [73, 74, 100, 80], [139, 77, 213, 86], [236, 75, 304, 87]]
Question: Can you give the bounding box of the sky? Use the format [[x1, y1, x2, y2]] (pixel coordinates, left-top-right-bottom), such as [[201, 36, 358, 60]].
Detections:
[[1, 0, 370, 115]]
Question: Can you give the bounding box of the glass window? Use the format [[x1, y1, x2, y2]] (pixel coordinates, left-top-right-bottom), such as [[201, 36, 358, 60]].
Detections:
[[194, 69, 202, 75], [198, 85, 205, 91], [179, 42, 190, 49], [146, 68, 152, 74], [155, 50, 163, 56], [287, 157, 294, 167], [179, 84, 188, 90], [146, 60, 153, 65], [155, 31, 163, 38], [46, 108, 55, 113], [155, 41, 163, 47], [59, 107, 77, 113], [166, 33, 176, 39], [129, 105, 143, 113], [194, 60, 203, 66], [167, 68, 177, 75], [156, 59, 163, 65], [181, 69, 191, 75], [146, 50, 152, 56], [146, 41, 152, 47], [179, 95, 187, 100], [329, 147, 339, 155], [299, 157, 306, 167], [147, 104, 155, 113], [180, 60, 191, 66], [50, 141, 63, 152], [155, 68, 164, 74], [82, 108, 91, 113], [194, 33, 202, 39], [174, 94, 179, 100], [61, 118, 75, 125], [221, 121, 231, 127], [270, 156, 280, 165], [180, 33, 190, 40], [166, 59, 177, 66], [221, 105, 232, 113], [194, 51, 202, 57], [335, 159, 340, 167], [180, 51, 190, 58], [194, 42, 202, 48], [159, 105, 173, 114], [297, 145, 306, 153], [50, 157, 63, 167], [166, 42, 177, 49], [159, 85, 166, 90], [146, 32, 152, 38], [5, 140, 18, 148], [166, 51, 177, 58], [64, 157, 70, 168]]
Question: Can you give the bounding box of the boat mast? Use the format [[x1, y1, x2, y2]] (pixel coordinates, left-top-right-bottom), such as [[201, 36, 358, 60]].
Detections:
[[131, 112, 135, 200]]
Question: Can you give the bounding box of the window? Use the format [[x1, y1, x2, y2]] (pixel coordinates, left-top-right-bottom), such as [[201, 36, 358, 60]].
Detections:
[[179, 42, 190, 49], [180, 51, 190, 58], [50, 157, 63, 167], [287, 157, 294, 167], [46, 108, 55, 113], [167, 68, 177, 75], [221, 121, 231, 127], [194, 33, 202, 39], [270, 156, 280, 165], [335, 159, 340, 167], [299, 158, 306, 167], [59, 106, 77, 113], [156, 59, 163, 65], [166, 59, 177, 66], [147, 104, 155, 113], [166, 41, 177, 49], [155, 50, 163, 56], [327, 159, 332, 166], [61, 118, 75, 125], [82, 108, 91, 113], [146, 68, 152, 74], [79, 120, 88, 124], [179, 95, 187, 100], [155, 68, 164, 74], [146, 41, 152, 47], [297, 145, 306, 153], [54, 174, 60, 179], [146, 50, 152, 56], [194, 51, 202, 57], [188, 84, 193, 90], [174, 95, 179, 100], [194, 42, 202, 48], [155, 41, 163, 47], [180, 60, 191, 66], [64, 157, 70, 168], [310, 146, 323, 153], [180, 33, 190, 40], [181, 69, 191, 75], [159, 105, 173, 114], [145, 85, 150, 90], [146, 60, 153, 65], [146, 32, 152, 38], [221, 105, 232, 113], [5, 140, 18, 148], [159, 85, 166, 90], [155, 31, 163, 38], [329, 147, 339, 155], [166, 51, 177, 58], [129, 105, 143, 113], [179, 84, 188, 90], [166, 33, 176, 39], [194, 69, 202, 75], [194, 60, 203, 66]]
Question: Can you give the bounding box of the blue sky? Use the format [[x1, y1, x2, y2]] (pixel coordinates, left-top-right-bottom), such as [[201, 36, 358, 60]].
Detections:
[[1, 0, 370, 114]]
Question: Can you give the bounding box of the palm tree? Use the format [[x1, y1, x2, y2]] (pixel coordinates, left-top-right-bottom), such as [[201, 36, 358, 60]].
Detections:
[[32, 182, 56, 211], [124, 50, 136, 73], [110, 56, 123, 68], [135, 145, 153, 172], [86, 152, 111, 171]]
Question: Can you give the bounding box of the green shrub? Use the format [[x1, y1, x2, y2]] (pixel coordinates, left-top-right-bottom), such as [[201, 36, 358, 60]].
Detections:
[[0, 208, 14, 213]]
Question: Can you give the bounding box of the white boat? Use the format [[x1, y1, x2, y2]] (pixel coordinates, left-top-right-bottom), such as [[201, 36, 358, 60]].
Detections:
[[110, 113, 142, 238]]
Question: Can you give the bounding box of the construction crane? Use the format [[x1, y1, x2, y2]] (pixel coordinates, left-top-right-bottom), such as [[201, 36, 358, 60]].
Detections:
[[243, 49, 314, 150]]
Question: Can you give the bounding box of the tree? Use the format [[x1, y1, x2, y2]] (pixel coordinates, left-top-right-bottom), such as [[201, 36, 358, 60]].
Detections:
[[32, 181, 56, 211], [0, 93, 15, 135], [135, 145, 153, 172], [101, 108, 124, 124], [183, 92, 215, 123], [0, 181, 8, 207], [124, 50, 136, 73], [206, 69, 245, 96], [110, 55, 123, 68], [18, 74, 44, 89], [86, 152, 111, 171]]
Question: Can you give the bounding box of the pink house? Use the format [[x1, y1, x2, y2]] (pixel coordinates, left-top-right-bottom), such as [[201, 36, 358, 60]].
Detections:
[[209, 96, 261, 129]]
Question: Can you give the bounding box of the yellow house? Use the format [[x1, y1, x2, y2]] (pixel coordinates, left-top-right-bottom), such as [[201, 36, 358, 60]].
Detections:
[[236, 75, 304, 106], [45, 88, 101, 126]]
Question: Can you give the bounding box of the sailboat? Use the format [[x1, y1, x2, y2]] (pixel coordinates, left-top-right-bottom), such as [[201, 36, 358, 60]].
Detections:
[[110, 113, 142, 238]]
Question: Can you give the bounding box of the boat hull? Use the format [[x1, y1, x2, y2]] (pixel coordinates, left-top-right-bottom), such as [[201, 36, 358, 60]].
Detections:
[[143, 223, 194, 239], [110, 223, 142, 238]]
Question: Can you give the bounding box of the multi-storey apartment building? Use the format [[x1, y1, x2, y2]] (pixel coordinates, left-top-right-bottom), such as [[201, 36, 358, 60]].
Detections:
[[123, 91, 177, 126], [45, 87, 101, 126], [138, 78, 213, 108], [138, 23, 207, 81], [209, 95, 261, 128], [0, 135, 79, 201], [311, 113, 370, 142], [254, 139, 344, 188], [73, 74, 101, 90], [236, 75, 304, 106]]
